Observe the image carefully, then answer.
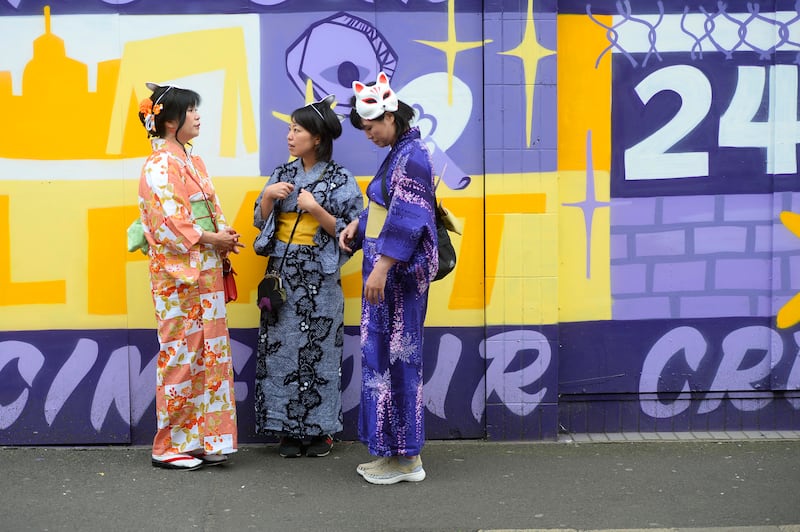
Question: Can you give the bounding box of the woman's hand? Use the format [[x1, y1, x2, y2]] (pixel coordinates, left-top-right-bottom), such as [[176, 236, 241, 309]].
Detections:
[[202, 227, 245, 254], [265, 182, 295, 202], [339, 219, 359, 253], [364, 255, 397, 305], [222, 227, 246, 254], [296, 188, 319, 213], [260, 181, 294, 220]]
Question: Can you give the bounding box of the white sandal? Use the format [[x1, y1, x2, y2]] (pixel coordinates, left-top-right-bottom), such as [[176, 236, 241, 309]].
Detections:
[[151, 453, 204, 471]]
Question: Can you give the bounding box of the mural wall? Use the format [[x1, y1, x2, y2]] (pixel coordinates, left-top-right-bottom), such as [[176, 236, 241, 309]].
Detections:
[[0, 0, 798, 445]]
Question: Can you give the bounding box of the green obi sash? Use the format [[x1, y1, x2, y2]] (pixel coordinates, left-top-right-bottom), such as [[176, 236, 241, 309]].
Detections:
[[127, 200, 215, 254]]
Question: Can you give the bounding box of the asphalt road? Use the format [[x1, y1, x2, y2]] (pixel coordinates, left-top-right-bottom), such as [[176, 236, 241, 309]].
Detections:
[[2, 438, 799, 532]]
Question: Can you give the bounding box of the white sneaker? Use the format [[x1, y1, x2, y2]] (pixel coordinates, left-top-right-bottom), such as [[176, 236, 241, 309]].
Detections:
[[361, 456, 426, 485], [356, 456, 391, 477]]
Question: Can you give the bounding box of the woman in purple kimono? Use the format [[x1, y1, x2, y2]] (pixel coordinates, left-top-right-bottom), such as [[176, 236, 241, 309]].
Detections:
[[339, 72, 438, 485]]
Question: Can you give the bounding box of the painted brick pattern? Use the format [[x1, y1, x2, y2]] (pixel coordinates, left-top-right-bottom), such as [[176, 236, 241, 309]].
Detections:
[[611, 192, 800, 320]]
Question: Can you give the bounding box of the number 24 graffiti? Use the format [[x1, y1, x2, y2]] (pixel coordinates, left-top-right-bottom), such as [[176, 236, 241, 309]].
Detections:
[[625, 64, 800, 180]]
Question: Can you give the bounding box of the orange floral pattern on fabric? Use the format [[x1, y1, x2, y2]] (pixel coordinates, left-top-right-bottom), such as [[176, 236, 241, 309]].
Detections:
[[139, 138, 237, 456]]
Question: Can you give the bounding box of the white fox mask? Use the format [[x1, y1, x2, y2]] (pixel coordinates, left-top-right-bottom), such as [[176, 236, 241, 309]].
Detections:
[[352, 71, 399, 120]]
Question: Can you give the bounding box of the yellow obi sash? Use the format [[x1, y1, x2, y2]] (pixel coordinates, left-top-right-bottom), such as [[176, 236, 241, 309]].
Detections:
[[275, 213, 319, 245], [366, 202, 388, 239]]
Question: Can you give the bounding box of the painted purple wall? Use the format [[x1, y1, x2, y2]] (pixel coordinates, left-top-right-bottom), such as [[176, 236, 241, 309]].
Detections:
[[2, 0, 800, 447]]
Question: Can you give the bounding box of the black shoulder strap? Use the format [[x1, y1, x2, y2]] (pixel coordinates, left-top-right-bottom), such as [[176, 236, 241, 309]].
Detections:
[[275, 160, 334, 273], [378, 156, 391, 206]]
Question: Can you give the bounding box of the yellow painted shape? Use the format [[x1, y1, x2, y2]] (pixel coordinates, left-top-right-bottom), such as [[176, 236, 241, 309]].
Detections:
[[445, 197, 484, 309], [0, 8, 149, 160], [555, 14, 614, 321], [340, 251, 364, 326], [486, 193, 546, 215], [340, 176, 487, 326], [484, 193, 548, 307], [0, 71, 10, 95], [485, 172, 558, 325], [0, 195, 66, 306], [558, 170, 611, 322], [0, 16, 263, 159], [777, 292, 800, 329], [227, 190, 274, 306], [341, 257, 363, 297], [106, 27, 258, 157], [0, 179, 270, 330], [414, 0, 492, 105], [338, 196, 485, 311], [0, 176, 488, 330], [557, 14, 612, 171], [536, 275, 559, 325], [498, 0, 556, 148], [777, 211, 800, 328], [87, 206, 146, 315], [780, 210, 800, 238]]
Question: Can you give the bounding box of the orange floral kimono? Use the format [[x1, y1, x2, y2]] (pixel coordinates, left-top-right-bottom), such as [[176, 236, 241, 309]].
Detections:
[[138, 138, 237, 456]]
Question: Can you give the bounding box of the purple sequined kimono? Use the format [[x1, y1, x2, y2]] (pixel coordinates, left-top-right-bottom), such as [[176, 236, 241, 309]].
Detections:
[[355, 127, 438, 457]]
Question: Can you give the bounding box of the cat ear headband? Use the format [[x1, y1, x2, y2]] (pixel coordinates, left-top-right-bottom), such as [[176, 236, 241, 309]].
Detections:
[[352, 72, 398, 120], [305, 93, 345, 122]]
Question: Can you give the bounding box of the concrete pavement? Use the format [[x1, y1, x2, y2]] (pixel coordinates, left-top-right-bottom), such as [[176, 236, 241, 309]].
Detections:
[[1, 438, 799, 531]]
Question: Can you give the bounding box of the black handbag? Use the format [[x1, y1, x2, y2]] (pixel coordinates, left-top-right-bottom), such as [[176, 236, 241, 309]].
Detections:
[[433, 201, 457, 281], [257, 270, 286, 313]]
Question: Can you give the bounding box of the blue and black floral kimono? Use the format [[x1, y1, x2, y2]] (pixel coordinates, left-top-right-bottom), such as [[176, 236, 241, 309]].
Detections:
[[253, 158, 362, 438]]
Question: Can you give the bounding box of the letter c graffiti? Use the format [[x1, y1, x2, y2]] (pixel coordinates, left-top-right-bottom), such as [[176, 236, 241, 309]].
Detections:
[[0, 341, 45, 429], [640, 326, 706, 418]]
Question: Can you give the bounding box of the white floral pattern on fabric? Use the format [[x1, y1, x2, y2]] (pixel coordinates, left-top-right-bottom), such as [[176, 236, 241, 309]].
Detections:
[[139, 138, 237, 457], [356, 127, 435, 457]]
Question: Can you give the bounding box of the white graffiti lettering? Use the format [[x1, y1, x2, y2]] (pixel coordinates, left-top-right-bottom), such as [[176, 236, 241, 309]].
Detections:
[[45, 339, 97, 425], [640, 326, 706, 418], [787, 333, 800, 409], [0, 329, 549, 436], [0, 341, 44, 429], [697, 326, 780, 413], [424, 334, 462, 419], [0, 337, 255, 433], [341, 334, 362, 414], [231, 338, 254, 404], [640, 325, 798, 418], [472, 330, 551, 421], [10, 323, 797, 437]]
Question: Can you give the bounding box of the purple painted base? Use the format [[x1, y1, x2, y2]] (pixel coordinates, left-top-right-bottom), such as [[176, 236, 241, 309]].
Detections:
[[3, 316, 800, 445], [559, 394, 800, 435]]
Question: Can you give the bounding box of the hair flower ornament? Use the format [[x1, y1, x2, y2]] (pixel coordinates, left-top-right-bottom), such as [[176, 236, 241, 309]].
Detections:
[[140, 82, 175, 134], [139, 98, 153, 116], [139, 97, 157, 134]]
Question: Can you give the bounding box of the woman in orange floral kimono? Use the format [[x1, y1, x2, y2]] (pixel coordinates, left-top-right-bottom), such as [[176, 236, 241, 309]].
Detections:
[[137, 83, 244, 471]]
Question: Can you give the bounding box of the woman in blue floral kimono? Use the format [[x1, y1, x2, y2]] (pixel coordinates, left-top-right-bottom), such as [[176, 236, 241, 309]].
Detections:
[[340, 72, 438, 484], [254, 95, 362, 458]]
